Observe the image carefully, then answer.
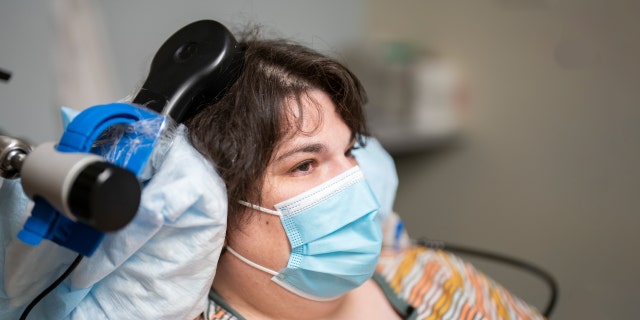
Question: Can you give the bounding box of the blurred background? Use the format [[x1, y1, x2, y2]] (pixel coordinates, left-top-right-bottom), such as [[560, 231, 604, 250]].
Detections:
[[1, 1, 639, 318]]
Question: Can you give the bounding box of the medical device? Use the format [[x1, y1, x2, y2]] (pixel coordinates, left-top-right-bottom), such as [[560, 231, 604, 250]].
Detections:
[[0, 20, 243, 257], [132, 20, 244, 123], [0, 132, 141, 236], [1, 20, 243, 319]]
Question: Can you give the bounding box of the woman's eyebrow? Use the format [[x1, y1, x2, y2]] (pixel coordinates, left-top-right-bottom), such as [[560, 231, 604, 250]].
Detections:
[[275, 143, 326, 162]]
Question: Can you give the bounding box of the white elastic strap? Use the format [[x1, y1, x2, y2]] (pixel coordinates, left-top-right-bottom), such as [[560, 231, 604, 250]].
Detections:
[[238, 200, 281, 216], [226, 246, 279, 276]]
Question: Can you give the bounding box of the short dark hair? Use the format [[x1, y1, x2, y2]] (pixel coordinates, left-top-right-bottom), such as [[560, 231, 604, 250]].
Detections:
[[185, 37, 368, 231]]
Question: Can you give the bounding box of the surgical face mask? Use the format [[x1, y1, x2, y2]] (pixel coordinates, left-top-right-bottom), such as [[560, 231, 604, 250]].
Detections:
[[228, 166, 382, 301]]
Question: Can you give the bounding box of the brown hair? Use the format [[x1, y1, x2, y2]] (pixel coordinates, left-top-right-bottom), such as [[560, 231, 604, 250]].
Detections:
[[185, 37, 368, 231]]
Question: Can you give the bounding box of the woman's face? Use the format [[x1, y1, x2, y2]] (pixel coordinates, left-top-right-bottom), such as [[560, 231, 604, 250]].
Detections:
[[226, 88, 359, 272]]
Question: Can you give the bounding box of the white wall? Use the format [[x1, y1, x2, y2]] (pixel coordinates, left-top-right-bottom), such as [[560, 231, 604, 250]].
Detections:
[[0, 1, 57, 143], [367, 1, 640, 319]]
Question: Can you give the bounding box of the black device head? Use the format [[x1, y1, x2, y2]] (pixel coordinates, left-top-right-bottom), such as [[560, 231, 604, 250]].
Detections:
[[133, 20, 244, 123]]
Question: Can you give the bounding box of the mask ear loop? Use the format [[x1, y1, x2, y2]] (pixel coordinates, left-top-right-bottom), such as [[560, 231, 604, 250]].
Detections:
[[238, 200, 281, 216], [231, 202, 283, 277], [225, 246, 279, 277]]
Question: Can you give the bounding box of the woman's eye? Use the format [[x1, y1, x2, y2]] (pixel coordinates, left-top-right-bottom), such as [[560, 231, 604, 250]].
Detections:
[[289, 160, 315, 174]]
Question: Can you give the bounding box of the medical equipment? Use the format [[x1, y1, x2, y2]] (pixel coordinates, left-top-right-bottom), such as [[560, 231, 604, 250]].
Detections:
[[0, 136, 31, 179], [1, 19, 243, 319], [0, 19, 243, 257], [1, 131, 141, 246], [2, 125, 229, 320], [132, 20, 244, 123], [6, 103, 172, 255]]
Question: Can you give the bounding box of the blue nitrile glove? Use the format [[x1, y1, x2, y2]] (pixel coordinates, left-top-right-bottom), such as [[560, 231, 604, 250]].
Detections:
[[353, 137, 399, 224], [353, 137, 410, 250], [2, 110, 227, 319]]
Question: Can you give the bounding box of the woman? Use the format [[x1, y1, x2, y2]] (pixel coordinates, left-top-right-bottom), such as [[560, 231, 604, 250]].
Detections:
[[186, 37, 544, 319]]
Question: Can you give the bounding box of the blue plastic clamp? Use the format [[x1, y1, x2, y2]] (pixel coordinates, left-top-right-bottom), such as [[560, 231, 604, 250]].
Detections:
[[17, 103, 165, 256]]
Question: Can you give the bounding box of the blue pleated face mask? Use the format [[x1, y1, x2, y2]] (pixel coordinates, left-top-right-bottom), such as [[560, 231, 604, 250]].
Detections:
[[228, 166, 382, 301]]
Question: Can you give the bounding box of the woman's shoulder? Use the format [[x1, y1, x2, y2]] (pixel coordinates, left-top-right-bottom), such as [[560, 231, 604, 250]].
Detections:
[[375, 246, 545, 320]]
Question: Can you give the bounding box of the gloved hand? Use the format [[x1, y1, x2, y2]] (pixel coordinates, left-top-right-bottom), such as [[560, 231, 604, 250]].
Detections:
[[353, 137, 399, 224], [353, 137, 411, 250], [1, 110, 227, 319]]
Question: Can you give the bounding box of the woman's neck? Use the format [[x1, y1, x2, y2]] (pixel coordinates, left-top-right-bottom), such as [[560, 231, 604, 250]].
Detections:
[[213, 251, 362, 320], [213, 251, 401, 320]]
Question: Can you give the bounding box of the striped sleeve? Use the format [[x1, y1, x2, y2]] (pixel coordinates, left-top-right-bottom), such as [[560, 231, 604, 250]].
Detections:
[[376, 246, 545, 320], [201, 299, 240, 320]]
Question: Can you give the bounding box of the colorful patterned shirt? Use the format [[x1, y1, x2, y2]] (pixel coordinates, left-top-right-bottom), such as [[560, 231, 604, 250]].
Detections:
[[201, 246, 544, 320]]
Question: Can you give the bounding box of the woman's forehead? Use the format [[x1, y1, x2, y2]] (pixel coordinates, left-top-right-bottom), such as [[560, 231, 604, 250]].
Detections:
[[281, 90, 330, 134], [274, 90, 349, 154]]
